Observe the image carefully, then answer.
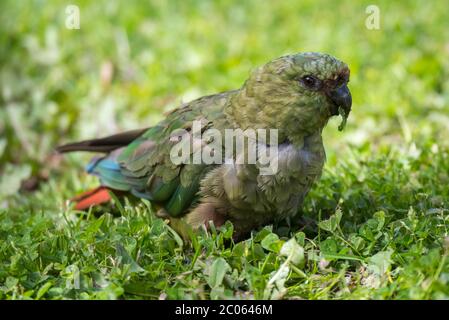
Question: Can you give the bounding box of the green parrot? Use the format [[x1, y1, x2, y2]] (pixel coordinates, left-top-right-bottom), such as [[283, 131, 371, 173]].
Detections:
[[57, 52, 351, 240]]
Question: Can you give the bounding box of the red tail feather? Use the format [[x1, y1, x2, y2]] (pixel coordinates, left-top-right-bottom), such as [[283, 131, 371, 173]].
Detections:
[[71, 187, 113, 210]]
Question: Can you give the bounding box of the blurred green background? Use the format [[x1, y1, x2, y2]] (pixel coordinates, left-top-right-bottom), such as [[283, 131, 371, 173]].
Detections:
[[1, 0, 449, 300], [1, 0, 448, 199]]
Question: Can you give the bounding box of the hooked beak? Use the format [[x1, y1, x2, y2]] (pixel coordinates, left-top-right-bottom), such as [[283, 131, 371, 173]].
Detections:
[[328, 84, 352, 116]]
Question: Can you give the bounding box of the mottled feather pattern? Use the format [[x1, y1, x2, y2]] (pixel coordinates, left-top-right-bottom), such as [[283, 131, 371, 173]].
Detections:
[[57, 52, 351, 239]]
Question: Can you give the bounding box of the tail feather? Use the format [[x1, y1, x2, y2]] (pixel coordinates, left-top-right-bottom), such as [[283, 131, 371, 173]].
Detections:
[[71, 187, 113, 210], [56, 128, 148, 153]]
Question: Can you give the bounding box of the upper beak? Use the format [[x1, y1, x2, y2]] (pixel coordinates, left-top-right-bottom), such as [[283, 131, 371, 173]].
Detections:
[[328, 84, 352, 116]]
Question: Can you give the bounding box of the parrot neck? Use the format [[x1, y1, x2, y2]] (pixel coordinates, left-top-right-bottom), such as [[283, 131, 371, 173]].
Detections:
[[224, 87, 327, 147]]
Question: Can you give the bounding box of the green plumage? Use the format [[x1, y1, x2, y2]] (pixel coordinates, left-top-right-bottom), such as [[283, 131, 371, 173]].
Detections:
[[57, 52, 352, 239]]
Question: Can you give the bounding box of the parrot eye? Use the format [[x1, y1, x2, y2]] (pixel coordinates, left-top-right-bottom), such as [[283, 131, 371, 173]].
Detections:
[[300, 75, 321, 90], [336, 75, 347, 86]]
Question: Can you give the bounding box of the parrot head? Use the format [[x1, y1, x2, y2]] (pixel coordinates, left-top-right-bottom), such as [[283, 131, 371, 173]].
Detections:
[[228, 52, 351, 144], [289, 52, 351, 122]]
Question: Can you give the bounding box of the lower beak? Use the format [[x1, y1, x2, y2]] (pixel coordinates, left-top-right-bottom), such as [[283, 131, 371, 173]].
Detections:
[[328, 84, 352, 116]]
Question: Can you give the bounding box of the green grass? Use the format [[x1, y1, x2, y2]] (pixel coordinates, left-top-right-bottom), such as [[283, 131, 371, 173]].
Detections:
[[1, 0, 449, 299]]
